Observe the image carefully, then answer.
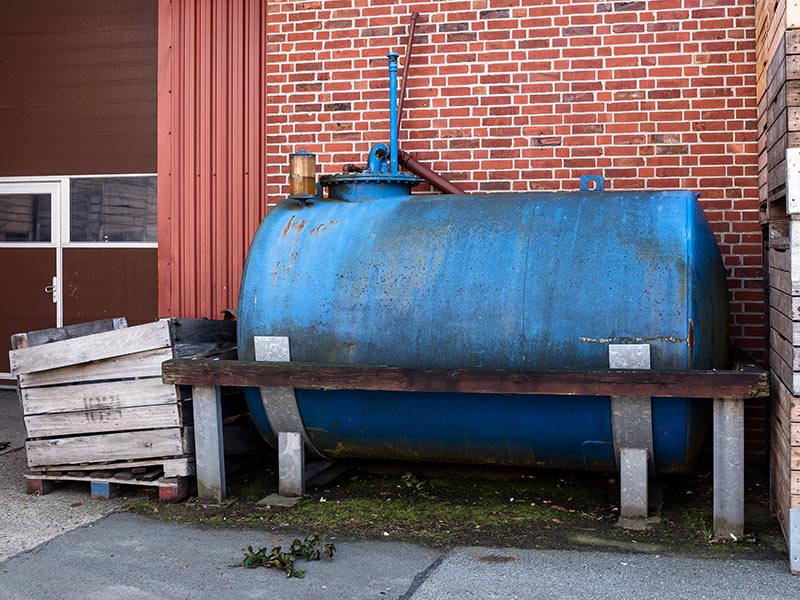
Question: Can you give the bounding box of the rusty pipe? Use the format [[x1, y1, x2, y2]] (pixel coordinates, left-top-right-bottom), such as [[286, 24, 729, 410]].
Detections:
[[397, 12, 419, 132], [399, 149, 466, 194]]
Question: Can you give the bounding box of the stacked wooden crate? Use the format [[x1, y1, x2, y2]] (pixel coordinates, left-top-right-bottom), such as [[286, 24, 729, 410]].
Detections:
[[9, 317, 235, 502], [757, 0, 800, 574]]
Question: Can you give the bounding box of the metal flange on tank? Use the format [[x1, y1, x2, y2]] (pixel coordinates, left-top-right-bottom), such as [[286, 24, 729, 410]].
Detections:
[[291, 52, 422, 203]]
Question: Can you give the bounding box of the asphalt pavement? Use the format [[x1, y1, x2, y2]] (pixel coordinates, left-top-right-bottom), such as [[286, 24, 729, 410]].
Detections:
[[0, 390, 125, 562], [1, 512, 799, 600]]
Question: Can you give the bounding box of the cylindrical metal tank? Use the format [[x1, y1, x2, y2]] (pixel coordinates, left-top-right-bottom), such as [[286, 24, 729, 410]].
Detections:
[[237, 175, 729, 474]]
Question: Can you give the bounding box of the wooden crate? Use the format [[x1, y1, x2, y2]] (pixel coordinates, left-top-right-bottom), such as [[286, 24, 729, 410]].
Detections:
[[9, 317, 235, 472]]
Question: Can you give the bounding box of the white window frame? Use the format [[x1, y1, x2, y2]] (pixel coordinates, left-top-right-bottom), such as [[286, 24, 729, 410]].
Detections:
[[0, 173, 158, 249]]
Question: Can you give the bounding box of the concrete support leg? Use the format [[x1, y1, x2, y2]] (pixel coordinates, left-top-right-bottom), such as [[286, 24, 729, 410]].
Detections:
[[193, 384, 226, 504], [713, 397, 744, 539], [619, 447, 649, 519], [790, 509, 800, 575], [278, 431, 305, 497]]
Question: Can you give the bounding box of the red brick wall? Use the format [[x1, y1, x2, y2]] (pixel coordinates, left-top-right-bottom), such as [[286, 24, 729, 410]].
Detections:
[[266, 1, 767, 459]]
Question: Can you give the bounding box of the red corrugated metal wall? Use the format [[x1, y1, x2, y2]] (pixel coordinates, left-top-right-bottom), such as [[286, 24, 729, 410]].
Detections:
[[157, 0, 266, 318]]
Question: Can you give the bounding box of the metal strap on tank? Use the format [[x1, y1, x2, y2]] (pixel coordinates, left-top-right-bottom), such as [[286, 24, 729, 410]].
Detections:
[[609, 344, 655, 473], [255, 336, 327, 460]]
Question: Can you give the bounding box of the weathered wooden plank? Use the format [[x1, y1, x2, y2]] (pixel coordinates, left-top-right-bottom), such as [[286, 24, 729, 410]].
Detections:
[[768, 164, 788, 218], [789, 106, 800, 133], [771, 413, 792, 529], [770, 247, 791, 272], [771, 325, 796, 371], [758, 4, 786, 100], [161, 359, 770, 399], [771, 366, 800, 423], [767, 109, 788, 151], [771, 346, 800, 395], [789, 80, 800, 108], [768, 29, 787, 84], [771, 217, 790, 243], [33, 457, 195, 477], [21, 377, 178, 416], [789, 147, 800, 215], [24, 405, 181, 438], [792, 472, 800, 495], [770, 286, 798, 324], [772, 371, 794, 433], [19, 348, 173, 389], [10, 320, 171, 376], [773, 403, 800, 468], [25, 428, 190, 468], [755, 0, 772, 39], [768, 135, 788, 182], [774, 409, 792, 457], [771, 265, 799, 296], [766, 77, 787, 134], [15, 318, 127, 350], [24, 471, 186, 489], [771, 307, 800, 347], [787, 28, 800, 54]]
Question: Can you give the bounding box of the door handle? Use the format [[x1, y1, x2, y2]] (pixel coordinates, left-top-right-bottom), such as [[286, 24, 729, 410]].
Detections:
[[44, 276, 57, 303]]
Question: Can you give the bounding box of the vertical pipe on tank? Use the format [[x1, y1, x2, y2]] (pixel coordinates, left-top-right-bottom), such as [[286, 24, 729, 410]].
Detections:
[[388, 52, 399, 175]]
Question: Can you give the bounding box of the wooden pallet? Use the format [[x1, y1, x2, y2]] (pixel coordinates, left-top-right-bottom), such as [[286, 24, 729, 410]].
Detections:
[[24, 465, 191, 503]]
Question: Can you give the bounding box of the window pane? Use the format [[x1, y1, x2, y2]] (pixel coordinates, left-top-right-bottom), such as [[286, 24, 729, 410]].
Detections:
[[0, 194, 51, 242], [70, 177, 157, 242]]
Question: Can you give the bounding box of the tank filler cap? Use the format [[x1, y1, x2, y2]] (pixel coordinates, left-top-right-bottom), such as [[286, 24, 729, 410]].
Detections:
[[579, 174, 605, 192]]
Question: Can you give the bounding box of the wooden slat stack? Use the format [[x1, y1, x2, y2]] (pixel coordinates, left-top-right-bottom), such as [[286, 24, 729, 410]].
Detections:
[[9, 317, 235, 501], [757, 0, 800, 573]]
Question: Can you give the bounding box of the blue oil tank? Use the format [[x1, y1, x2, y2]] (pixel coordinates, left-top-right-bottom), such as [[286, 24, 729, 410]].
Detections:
[[237, 171, 729, 474]]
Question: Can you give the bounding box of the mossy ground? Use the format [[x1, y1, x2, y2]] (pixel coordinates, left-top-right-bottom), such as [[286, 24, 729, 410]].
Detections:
[[126, 456, 787, 559]]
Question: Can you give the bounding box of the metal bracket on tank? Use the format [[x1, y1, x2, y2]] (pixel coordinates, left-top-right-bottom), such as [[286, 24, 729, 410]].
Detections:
[[255, 336, 327, 496], [579, 174, 605, 192]]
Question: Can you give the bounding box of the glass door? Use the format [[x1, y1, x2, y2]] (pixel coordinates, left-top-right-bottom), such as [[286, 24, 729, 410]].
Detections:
[[0, 181, 61, 378]]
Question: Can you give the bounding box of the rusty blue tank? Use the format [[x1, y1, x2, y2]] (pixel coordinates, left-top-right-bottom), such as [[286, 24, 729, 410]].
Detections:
[[236, 168, 729, 473]]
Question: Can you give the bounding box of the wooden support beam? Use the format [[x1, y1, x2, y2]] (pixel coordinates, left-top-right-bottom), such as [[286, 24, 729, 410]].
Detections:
[[162, 359, 769, 400]]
